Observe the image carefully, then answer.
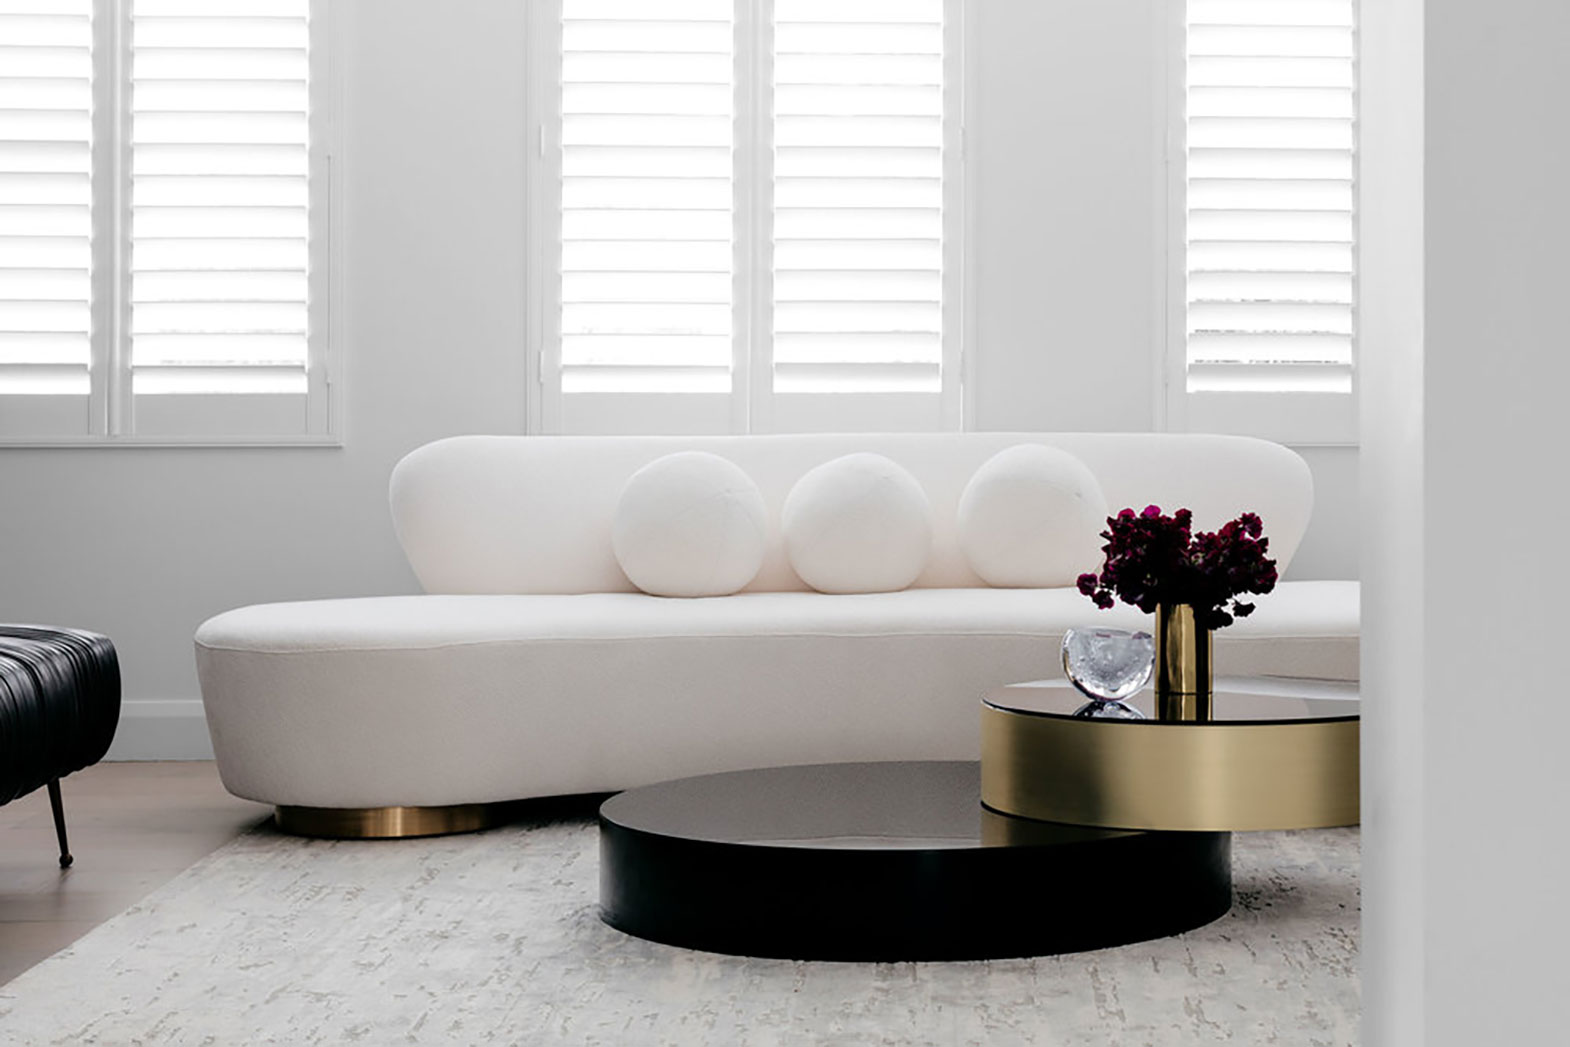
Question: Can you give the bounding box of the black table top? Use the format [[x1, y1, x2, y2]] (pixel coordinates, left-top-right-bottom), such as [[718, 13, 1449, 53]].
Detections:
[[985, 676, 1361, 725], [600, 760, 1134, 850]]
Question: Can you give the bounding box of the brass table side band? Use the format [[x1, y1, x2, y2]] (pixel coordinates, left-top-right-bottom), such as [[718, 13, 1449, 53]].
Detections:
[[275, 801, 523, 839], [980, 705, 1360, 832]]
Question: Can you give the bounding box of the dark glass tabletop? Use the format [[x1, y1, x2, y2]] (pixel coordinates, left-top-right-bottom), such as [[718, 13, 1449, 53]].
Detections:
[[600, 760, 1134, 850], [985, 676, 1361, 724]]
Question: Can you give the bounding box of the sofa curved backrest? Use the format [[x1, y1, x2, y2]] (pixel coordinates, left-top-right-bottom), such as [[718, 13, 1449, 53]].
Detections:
[[388, 433, 1314, 596]]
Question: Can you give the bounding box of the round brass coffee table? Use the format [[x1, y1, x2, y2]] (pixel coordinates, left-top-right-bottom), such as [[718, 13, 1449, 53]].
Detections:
[[981, 677, 1360, 832]]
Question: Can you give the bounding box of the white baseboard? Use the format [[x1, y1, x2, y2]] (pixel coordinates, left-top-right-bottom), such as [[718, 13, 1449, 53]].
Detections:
[[105, 699, 215, 761]]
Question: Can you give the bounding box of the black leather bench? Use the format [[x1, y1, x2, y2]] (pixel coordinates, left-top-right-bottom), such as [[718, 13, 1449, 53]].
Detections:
[[0, 626, 120, 867]]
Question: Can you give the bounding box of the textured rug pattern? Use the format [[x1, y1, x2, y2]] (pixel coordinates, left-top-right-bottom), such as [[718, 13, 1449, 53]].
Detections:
[[0, 811, 1358, 1046]]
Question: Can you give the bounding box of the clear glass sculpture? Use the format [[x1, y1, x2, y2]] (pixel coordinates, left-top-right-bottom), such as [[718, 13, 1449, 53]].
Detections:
[[1061, 627, 1154, 719]]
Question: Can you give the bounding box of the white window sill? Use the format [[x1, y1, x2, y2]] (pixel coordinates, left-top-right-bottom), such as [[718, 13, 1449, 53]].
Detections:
[[0, 435, 343, 449]]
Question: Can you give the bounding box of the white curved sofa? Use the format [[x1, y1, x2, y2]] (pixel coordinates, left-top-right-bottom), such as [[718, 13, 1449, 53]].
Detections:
[[196, 433, 1358, 823]]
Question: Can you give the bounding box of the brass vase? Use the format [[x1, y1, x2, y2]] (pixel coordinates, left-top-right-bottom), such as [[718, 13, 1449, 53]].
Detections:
[[1154, 603, 1212, 721]]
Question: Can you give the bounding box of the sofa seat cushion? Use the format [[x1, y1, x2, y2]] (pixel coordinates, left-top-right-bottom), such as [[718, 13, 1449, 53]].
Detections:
[[195, 580, 1354, 659], [195, 581, 1356, 809]]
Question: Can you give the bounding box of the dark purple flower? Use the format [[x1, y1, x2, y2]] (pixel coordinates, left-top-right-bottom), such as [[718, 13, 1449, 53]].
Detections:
[[1075, 506, 1278, 631]]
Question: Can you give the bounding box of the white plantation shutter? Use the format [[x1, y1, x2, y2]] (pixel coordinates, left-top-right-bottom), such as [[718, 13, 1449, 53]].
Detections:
[[0, 0, 329, 443], [128, 0, 321, 437], [541, 0, 960, 435], [1181, 0, 1356, 442], [771, 0, 945, 404], [0, 0, 94, 436], [558, 0, 734, 401]]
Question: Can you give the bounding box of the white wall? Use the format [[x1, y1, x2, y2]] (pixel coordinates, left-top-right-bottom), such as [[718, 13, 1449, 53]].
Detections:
[[968, 0, 1161, 435], [1363, 0, 1570, 1042], [0, 0, 1359, 761], [1422, 1, 1570, 1039]]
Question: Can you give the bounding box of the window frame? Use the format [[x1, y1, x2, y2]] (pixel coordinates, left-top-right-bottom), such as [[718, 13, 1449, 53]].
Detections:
[[525, 0, 966, 437], [1160, 0, 1360, 448], [0, 0, 341, 449]]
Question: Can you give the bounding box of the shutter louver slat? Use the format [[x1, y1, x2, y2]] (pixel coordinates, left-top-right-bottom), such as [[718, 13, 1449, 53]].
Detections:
[[1186, 0, 1356, 397], [559, 0, 733, 394], [0, 1, 91, 404], [129, 1, 311, 398], [772, 0, 944, 395]]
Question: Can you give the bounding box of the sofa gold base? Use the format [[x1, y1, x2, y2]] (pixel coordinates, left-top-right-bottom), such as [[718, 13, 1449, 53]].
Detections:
[[274, 802, 522, 839]]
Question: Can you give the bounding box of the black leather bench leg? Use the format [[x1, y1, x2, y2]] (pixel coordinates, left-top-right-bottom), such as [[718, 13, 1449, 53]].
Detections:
[[0, 625, 120, 868], [47, 779, 72, 869]]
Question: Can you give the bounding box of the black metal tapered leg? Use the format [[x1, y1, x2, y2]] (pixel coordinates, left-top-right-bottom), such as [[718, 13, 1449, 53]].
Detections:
[[46, 779, 73, 868]]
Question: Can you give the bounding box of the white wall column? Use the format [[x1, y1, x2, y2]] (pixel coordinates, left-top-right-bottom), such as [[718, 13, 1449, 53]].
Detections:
[[1363, 0, 1570, 1041], [1358, 0, 1425, 1040]]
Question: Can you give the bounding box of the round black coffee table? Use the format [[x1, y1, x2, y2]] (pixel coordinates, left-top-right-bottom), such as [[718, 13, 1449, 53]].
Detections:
[[599, 761, 1230, 961]]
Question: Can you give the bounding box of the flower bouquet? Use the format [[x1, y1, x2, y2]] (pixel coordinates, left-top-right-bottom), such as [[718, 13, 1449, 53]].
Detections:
[[1075, 506, 1278, 719]]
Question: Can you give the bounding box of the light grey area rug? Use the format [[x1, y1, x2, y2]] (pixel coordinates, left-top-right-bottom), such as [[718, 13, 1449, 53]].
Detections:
[[0, 805, 1358, 1046]]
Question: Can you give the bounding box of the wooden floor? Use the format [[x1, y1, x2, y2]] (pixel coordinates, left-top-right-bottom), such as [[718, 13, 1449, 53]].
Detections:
[[0, 762, 267, 985]]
